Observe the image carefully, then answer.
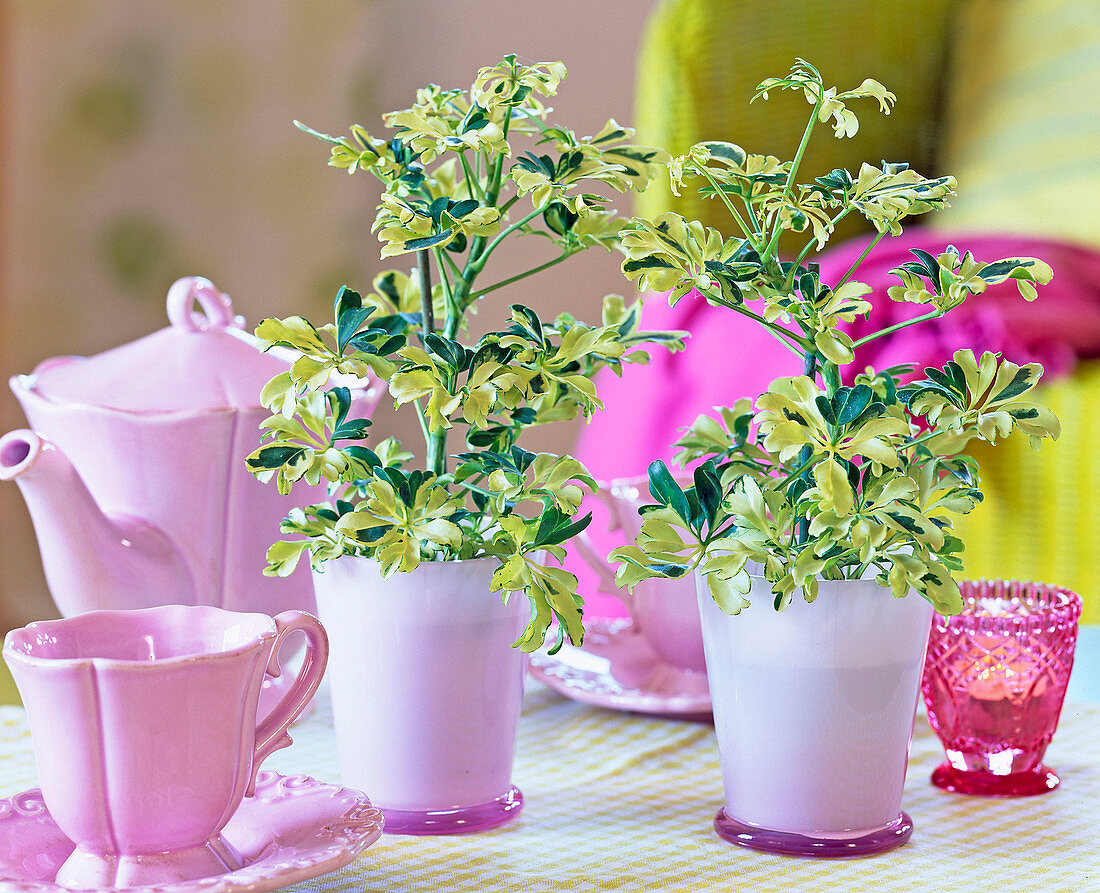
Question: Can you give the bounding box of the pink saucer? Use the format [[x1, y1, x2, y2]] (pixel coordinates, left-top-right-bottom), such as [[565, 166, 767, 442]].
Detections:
[[529, 618, 712, 720], [0, 771, 384, 892]]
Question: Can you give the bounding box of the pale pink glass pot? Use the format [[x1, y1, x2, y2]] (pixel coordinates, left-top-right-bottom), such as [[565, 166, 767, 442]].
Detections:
[[3, 605, 328, 888], [922, 579, 1080, 796], [311, 556, 526, 835]]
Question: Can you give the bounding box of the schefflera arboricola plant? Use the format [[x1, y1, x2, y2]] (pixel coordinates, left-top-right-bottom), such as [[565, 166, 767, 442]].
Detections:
[[609, 59, 1059, 616], [245, 56, 684, 652]]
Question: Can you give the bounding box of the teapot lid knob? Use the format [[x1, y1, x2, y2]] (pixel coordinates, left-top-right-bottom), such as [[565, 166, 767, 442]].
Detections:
[[167, 277, 236, 332]]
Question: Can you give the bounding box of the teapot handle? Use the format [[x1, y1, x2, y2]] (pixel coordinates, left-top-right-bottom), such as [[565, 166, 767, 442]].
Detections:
[[167, 276, 236, 332]]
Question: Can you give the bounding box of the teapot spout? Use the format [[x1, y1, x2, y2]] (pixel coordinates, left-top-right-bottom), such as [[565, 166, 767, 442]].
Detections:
[[0, 430, 196, 614]]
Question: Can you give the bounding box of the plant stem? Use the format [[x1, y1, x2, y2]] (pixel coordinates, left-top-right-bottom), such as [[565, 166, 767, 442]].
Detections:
[[697, 167, 761, 250], [458, 152, 486, 202], [417, 249, 434, 335], [795, 351, 818, 544], [852, 309, 942, 348], [434, 247, 461, 295], [835, 230, 886, 289], [784, 96, 821, 200], [469, 206, 546, 280], [701, 290, 809, 356], [783, 209, 853, 292], [763, 90, 821, 274], [418, 247, 445, 475], [471, 250, 577, 300]]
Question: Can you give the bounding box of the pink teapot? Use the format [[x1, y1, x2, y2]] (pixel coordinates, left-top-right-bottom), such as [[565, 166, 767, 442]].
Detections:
[[0, 276, 379, 619]]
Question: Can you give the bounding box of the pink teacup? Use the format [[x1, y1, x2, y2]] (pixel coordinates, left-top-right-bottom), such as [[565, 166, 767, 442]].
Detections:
[[3, 605, 328, 888], [577, 475, 707, 673]]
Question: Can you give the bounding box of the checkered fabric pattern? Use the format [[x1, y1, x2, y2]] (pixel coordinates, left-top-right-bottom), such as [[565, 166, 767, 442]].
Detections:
[[1, 684, 1096, 892]]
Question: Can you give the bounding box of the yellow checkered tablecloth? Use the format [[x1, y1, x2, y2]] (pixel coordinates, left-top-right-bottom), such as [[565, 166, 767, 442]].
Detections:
[[0, 683, 1096, 893]]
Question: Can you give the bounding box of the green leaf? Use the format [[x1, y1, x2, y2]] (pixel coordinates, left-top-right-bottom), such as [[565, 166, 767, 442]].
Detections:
[[450, 198, 479, 218], [404, 230, 454, 251], [246, 445, 306, 470], [423, 333, 469, 372], [693, 460, 723, 528], [991, 365, 1035, 402], [533, 510, 592, 547], [647, 459, 691, 523], [833, 384, 873, 425]]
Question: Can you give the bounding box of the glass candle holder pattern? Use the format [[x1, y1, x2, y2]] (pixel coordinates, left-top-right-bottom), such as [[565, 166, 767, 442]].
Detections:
[[922, 579, 1081, 796]]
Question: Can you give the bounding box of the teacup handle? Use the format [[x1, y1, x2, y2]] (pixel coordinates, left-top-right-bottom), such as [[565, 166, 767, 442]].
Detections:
[[574, 532, 636, 621], [247, 610, 329, 796]]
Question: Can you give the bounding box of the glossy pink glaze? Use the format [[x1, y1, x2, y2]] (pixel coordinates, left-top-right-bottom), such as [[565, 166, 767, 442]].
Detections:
[[2, 605, 328, 887], [311, 556, 526, 834], [2, 276, 381, 620], [697, 574, 931, 853], [578, 475, 706, 672]]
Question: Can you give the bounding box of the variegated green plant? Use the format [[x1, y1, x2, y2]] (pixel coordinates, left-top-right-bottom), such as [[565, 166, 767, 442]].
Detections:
[[245, 56, 683, 652], [609, 59, 1059, 616]]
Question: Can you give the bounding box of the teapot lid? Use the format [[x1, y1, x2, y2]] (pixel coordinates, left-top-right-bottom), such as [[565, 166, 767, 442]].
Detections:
[[27, 277, 296, 413]]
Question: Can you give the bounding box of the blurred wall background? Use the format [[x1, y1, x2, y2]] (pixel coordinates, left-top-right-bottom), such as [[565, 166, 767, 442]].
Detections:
[[3, 0, 1098, 631], [0, 0, 654, 629]]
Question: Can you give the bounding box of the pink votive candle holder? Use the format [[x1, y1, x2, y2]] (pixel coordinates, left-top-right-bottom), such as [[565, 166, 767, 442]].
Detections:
[[922, 579, 1081, 796]]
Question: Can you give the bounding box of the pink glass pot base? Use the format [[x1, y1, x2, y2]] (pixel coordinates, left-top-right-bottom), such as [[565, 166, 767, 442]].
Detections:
[[713, 809, 913, 857], [381, 786, 522, 835], [931, 762, 1059, 796]]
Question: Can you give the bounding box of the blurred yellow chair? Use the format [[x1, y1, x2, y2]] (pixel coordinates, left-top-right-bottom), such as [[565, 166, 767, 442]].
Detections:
[[634, 0, 1100, 620]]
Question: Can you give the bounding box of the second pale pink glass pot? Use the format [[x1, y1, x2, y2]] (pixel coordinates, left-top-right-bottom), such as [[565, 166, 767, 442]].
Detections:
[[922, 579, 1080, 796], [697, 573, 933, 857], [311, 556, 527, 834]]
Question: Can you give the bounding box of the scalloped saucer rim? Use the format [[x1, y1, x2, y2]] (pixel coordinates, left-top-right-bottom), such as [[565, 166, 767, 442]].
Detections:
[[0, 770, 384, 892], [529, 618, 712, 719]]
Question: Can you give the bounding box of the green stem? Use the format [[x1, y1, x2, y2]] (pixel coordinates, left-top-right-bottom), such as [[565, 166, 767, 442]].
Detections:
[[458, 152, 486, 202], [434, 247, 462, 293], [699, 290, 809, 356], [760, 90, 822, 275], [835, 229, 886, 289], [795, 351, 818, 544], [775, 454, 816, 488], [472, 206, 545, 273], [697, 167, 760, 249], [783, 208, 851, 293], [470, 250, 577, 300], [784, 95, 821, 200], [412, 398, 431, 445], [851, 309, 942, 349]]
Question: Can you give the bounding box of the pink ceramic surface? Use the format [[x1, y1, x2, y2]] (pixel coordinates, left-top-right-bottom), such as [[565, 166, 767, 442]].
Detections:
[[576, 475, 707, 673], [922, 579, 1081, 796], [311, 556, 527, 835], [528, 618, 711, 719], [0, 771, 383, 892], [2, 605, 328, 887], [1, 276, 380, 621], [697, 573, 932, 856]]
